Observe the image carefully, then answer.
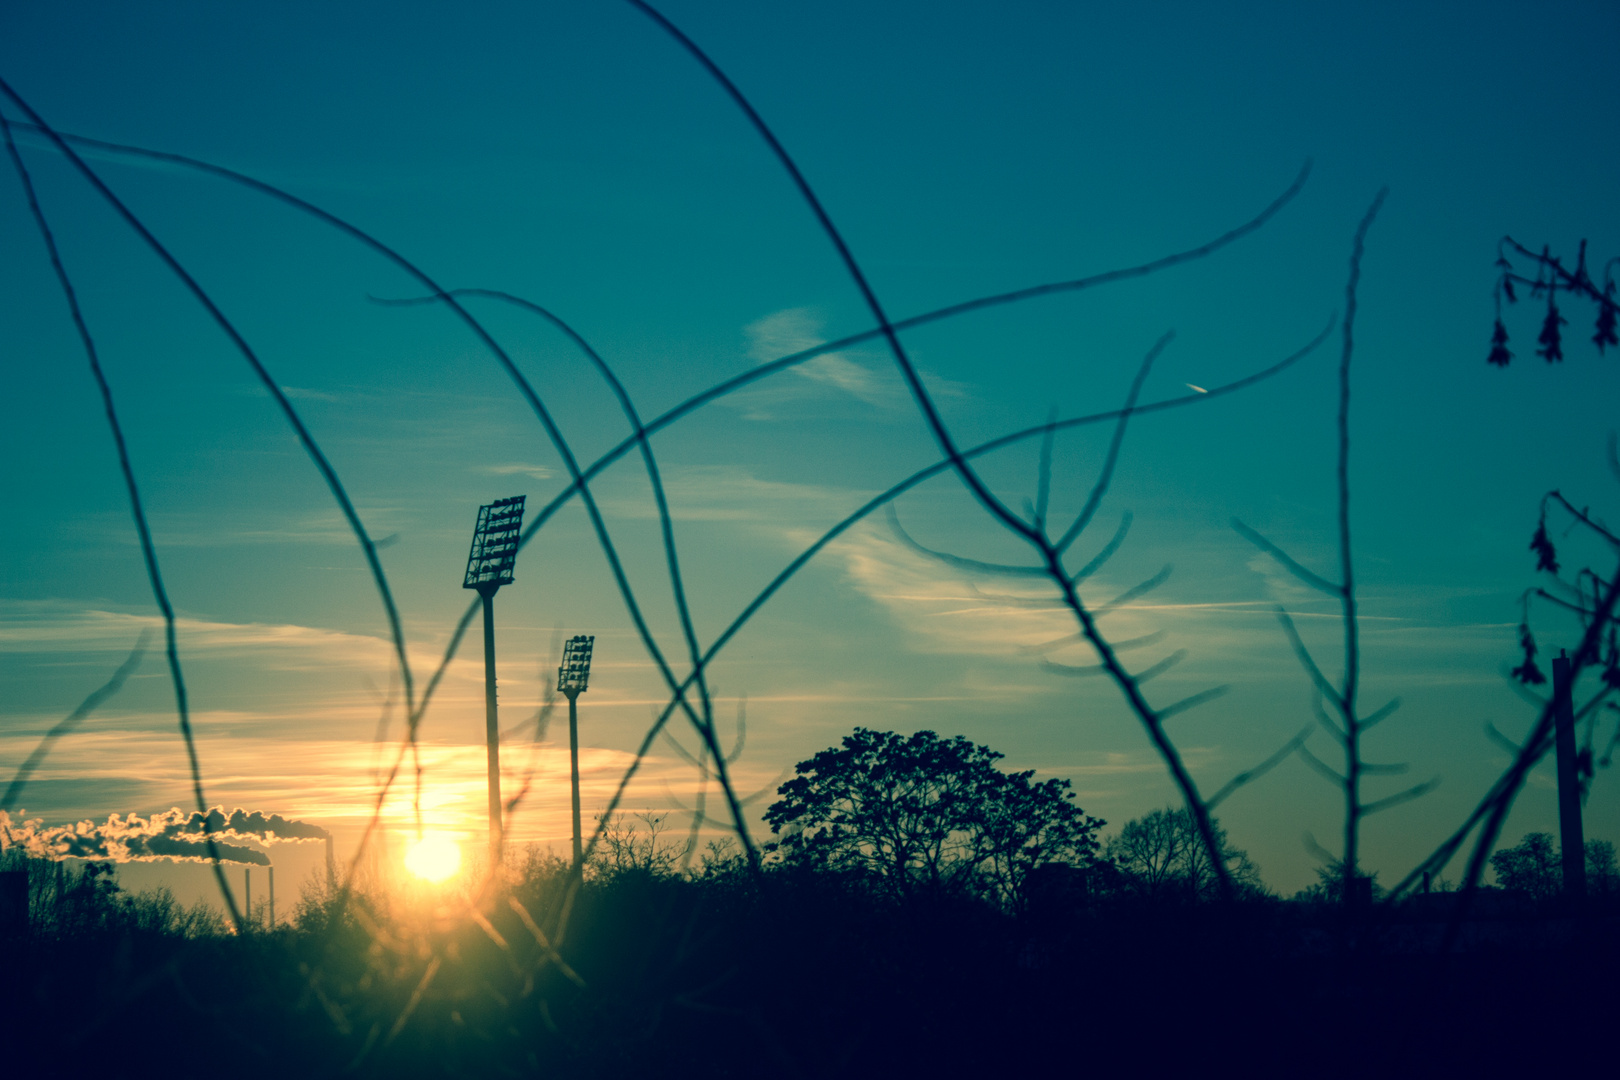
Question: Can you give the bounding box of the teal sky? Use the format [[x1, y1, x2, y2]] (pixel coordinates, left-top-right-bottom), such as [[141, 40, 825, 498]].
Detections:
[[2, 0, 1617, 904]]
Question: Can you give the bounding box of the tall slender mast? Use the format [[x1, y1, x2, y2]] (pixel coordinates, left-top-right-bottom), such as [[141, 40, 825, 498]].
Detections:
[[557, 635, 595, 879], [567, 690, 581, 868], [463, 496, 527, 867], [481, 589, 501, 855]]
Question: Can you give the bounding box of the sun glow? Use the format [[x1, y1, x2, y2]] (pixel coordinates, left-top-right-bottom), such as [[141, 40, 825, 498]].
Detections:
[[404, 833, 463, 883]]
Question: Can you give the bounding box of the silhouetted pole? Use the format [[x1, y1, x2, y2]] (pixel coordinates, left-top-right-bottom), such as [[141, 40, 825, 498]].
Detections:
[[481, 587, 503, 860], [243, 868, 250, 929], [1551, 652, 1586, 900], [268, 865, 275, 927], [557, 636, 596, 879], [567, 689, 581, 868], [461, 496, 527, 868], [324, 835, 335, 890]]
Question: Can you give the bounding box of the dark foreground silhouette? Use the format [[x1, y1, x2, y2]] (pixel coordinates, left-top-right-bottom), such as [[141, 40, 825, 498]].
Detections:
[[1, 850, 1614, 1079]]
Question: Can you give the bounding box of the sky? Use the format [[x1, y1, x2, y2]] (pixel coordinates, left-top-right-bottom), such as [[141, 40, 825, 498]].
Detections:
[[1, 0, 1617, 906]]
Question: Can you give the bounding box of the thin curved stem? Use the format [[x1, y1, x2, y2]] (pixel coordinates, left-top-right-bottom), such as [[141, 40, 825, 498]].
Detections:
[[1055, 332, 1173, 554], [1, 631, 149, 812], [0, 82, 418, 728], [629, 0, 1040, 541], [0, 111, 242, 929]]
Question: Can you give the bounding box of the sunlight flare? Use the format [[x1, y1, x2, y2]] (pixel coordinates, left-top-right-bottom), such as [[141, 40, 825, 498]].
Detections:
[[404, 833, 462, 882]]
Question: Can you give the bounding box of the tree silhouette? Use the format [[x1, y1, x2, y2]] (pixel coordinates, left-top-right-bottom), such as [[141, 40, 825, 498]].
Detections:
[[1489, 832, 1561, 901], [763, 728, 1104, 908], [1104, 806, 1262, 901], [1490, 832, 1620, 902]]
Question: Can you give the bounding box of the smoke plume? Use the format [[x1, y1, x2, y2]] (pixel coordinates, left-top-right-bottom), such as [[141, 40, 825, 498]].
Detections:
[[0, 806, 329, 866]]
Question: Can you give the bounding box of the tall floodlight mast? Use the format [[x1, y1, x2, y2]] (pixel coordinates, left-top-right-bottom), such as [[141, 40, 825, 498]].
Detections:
[[463, 495, 526, 864], [557, 635, 596, 876]]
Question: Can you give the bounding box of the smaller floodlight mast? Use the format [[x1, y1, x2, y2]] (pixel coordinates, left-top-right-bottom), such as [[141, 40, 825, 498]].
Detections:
[[558, 635, 595, 874], [464, 495, 526, 863]]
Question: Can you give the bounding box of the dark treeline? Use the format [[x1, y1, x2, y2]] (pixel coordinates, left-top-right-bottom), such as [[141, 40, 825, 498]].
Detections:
[[2, 823, 1616, 1079]]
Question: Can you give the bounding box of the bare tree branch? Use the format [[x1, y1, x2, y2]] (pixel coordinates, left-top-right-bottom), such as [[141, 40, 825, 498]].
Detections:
[[1021, 627, 1167, 656], [1361, 778, 1438, 816], [1206, 726, 1313, 809], [1485, 721, 1524, 755], [1360, 697, 1402, 730], [1132, 650, 1188, 686], [1054, 331, 1174, 554], [885, 505, 1045, 577], [1298, 743, 1348, 786], [1276, 608, 1343, 707], [1040, 659, 1107, 677], [1311, 689, 1348, 744], [1094, 566, 1174, 617], [1156, 686, 1231, 721], [1071, 512, 1134, 584], [1231, 519, 1343, 596], [2, 631, 149, 812], [1033, 410, 1056, 535]]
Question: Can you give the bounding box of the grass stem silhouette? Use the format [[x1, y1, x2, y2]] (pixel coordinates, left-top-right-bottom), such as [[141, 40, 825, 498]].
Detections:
[[0, 109, 243, 930], [1232, 190, 1441, 906], [1, 631, 149, 813]]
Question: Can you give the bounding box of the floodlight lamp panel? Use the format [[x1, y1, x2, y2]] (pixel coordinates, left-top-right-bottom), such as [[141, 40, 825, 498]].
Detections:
[[463, 495, 527, 591], [558, 634, 595, 693]]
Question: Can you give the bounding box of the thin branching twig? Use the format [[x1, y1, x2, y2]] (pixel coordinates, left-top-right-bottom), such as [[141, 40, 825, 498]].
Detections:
[[1233, 190, 1440, 905]]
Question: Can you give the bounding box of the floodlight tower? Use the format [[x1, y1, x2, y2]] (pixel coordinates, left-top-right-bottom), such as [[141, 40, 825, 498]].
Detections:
[[463, 495, 527, 863], [557, 635, 596, 874]]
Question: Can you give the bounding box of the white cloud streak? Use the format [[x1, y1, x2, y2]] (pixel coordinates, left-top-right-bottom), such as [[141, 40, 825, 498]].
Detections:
[[479, 462, 555, 481], [718, 308, 901, 418]]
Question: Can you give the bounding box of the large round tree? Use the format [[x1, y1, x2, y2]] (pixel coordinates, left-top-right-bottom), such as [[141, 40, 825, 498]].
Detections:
[[762, 728, 1104, 909]]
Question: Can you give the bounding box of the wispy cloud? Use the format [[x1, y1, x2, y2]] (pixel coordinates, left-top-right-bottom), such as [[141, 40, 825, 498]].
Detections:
[[0, 604, 397, 661], [1245, 549, 1335, 610], [279, 385, 341, 403], [830, 524, 1118, 658], [0, 603, 492, 724], [718, 306, 974, 420], [721, 308, 898, 418], [824, 525, 1402, 674], [74, 507, 412, 549], [478, 462, 555, 481], [602, 464, 868, 526]]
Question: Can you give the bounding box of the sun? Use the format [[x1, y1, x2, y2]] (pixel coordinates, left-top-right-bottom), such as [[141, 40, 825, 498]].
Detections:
[[404, 833, 462, 883]]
